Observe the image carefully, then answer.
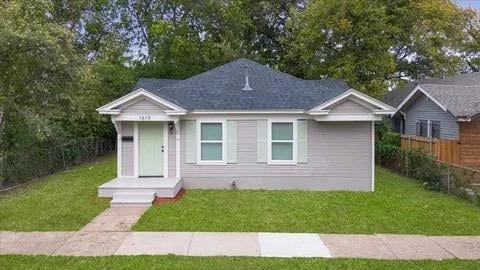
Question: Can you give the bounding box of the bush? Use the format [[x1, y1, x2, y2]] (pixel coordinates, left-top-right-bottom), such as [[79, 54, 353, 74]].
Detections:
[[376, 132, 401, 162], [407, 149, 443, 191]]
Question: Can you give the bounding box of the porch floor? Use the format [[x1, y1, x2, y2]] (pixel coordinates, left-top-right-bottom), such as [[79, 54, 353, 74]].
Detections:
[[98, 177, 183, 198]]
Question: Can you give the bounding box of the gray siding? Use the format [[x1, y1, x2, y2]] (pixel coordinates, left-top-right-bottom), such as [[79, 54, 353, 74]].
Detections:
[[405, 94, 458, 139], [121, 122, 134, 176], [179, 120, 373, 191], [329, 99, 373, 114], [121, 98, 168, 114]]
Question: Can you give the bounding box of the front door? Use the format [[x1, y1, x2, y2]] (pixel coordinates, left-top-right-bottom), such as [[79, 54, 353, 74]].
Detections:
[[139, 122, 164, 177]]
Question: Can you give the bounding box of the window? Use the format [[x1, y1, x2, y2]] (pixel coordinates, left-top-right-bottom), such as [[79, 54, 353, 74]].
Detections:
[[200, 122, 224, 161], [270, 122, 295, 162], [416, 120, 428, 137], [431, 121, 441, 138]]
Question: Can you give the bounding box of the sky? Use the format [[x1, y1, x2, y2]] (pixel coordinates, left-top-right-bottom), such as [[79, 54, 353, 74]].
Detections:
[[456, 0, 480, 8]]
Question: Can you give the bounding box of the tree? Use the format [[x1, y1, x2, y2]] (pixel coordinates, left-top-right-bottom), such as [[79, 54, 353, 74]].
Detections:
[[459, 8, 480, 72], [0, 0, 85, 124], [389, 0, 465, 80], [282, 0, 466, 97], [283, 0, 396, 97]]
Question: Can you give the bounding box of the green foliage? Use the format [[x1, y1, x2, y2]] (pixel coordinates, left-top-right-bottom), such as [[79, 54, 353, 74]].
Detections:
[[376, 132, 401, 162], [0, 0, 135, 185], [284, 0, 396, 97], [375, 131, 443, 190], [407, 149, 443, 191], [283, 0, 467, 97]]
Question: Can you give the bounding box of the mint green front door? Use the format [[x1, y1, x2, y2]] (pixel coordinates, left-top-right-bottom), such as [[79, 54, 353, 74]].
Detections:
[[139, 122, 164, 176]]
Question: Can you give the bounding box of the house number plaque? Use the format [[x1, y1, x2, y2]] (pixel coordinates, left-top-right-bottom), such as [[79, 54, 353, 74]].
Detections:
[[139, 115, 151, 120]]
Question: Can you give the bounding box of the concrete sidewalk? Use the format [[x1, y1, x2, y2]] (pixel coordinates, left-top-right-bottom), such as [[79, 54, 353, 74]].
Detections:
[[2, 231, 480, 259], [1, 207, 480, 259]]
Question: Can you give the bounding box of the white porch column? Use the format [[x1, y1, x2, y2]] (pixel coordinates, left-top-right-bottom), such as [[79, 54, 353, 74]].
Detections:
[[175, 119, 181, 179], [112, 120, 122, 177]]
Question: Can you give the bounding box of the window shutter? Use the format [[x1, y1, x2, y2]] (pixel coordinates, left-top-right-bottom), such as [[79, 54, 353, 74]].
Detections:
[[297, 119, 308, 163], [226, 120, 237, 163], [185, 120, 197, 163], [257, 120, 268, 163]]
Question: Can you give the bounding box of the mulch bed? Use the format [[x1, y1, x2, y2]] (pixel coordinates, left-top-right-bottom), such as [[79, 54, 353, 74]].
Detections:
[[153, 188, 186, 204]]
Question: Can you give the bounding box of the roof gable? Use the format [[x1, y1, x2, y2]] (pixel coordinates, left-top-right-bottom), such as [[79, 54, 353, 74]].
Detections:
[[395, 84, 480, 118], [97, 88, 187, 115], [309, 89, 395, 115]]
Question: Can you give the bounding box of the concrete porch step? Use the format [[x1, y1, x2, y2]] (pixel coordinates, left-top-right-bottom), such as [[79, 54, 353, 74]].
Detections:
[[110, 192, 156, 207]]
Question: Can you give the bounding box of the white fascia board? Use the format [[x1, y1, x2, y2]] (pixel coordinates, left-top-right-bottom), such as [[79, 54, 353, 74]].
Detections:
[[372, 109, 397, 115], [313, 114, 382, 121], [111, 114, 180, 121], [165, 110, 187, 116], [98, 109, 121, 115], [307, 110, 330, 115], [189, 110, 306, 115], [394, 85, 448, 116], [96, 88, 187, 113], [309, 89, 396, 113]]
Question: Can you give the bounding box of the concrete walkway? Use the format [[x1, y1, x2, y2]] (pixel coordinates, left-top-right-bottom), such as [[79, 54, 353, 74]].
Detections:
[[1, 207, 480, 259], [2, 230, 480, 259]]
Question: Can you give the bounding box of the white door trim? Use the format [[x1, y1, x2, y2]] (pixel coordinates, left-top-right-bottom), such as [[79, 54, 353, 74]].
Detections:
[[134, 122, 139, 177], [163, 122, 169, 178]]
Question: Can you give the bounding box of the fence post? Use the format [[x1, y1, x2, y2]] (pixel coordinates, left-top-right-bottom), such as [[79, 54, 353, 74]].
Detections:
[[447, 165, 451, 194], [429, 137, 432, 156], [408, 135, 411, 149]]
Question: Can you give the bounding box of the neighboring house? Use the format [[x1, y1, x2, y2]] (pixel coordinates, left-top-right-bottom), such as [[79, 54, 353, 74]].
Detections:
[[384, 73, 480, 169], [97, 58, 394, 205]]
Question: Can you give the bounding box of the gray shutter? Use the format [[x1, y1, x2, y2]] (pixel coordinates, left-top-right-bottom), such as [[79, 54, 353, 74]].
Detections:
[[185, 120, 197, 163], [257, 120, 268, 163], [297, 119, 308, 163], [226, 120, 237, 163]]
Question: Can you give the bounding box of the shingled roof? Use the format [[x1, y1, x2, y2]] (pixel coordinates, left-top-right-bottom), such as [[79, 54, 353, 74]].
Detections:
[[132, 78, 181, 91], [385, 72, 480, 118], [135, 58, 350, 111]]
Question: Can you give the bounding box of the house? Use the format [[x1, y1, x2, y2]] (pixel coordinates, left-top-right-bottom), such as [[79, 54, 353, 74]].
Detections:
[[97, 58, 395, 205], [384, 73, 480, 168]]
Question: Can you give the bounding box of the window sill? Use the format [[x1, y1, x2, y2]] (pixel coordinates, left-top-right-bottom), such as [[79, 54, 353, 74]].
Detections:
[[267, 161, 298, 165], [196, 161, 227, 166]]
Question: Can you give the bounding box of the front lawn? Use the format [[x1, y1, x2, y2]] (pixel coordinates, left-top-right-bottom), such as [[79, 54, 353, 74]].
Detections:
[[0, 156, 114, 231], [1, 255, 479, 270], [135, 167, 480, 235]]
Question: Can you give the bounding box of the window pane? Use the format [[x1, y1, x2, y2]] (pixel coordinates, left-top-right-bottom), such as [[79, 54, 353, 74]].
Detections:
[[272, 123, 293, 140], [201, 123, 222, 140], [272, 142, 293, 160], [201, 143, 222, 160]]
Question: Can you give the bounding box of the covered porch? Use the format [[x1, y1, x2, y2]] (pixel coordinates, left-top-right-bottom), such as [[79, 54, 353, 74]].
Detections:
[[96, 88, 187, 206]]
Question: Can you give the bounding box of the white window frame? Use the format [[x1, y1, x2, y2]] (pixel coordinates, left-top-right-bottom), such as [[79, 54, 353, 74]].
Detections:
[[197, 120, 226, 165], [268, 120, 297, 164]]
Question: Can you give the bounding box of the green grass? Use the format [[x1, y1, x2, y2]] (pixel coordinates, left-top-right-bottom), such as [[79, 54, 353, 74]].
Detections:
[[0, 156, 114, 231], [2, 157, 480, 235], [134, 167, 480, 235], [1, 255, 479, 269]]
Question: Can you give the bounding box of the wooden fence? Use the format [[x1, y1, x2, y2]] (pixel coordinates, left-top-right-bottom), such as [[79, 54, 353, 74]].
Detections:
[[400, 135, 461, 165]]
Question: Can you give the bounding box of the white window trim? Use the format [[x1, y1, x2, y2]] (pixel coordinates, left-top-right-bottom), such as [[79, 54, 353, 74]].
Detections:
[[197, 120, 227, 165], [268, 120, 297, 165]]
